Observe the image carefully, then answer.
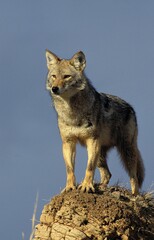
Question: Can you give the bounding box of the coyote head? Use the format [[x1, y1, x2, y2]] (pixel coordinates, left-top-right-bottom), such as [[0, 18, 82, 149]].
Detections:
[[46, 50, 87, 98]]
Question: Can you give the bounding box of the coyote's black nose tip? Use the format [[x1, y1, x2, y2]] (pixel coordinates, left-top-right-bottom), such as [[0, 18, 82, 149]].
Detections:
[[52, 86, 59, 94]]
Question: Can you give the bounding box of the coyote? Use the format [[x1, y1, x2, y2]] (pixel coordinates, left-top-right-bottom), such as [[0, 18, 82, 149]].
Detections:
[[45, 50, 145, 195]]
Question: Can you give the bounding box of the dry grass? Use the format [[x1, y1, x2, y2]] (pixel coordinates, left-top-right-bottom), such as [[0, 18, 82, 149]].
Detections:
[[22, 193, 39, 240], [29, 192, 39, 240], [22, 232, 25, 240]]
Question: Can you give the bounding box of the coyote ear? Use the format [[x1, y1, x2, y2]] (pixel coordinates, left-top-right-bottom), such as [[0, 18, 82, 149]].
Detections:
[[70, 51, 86, 71], [46, 50, 60, 69]]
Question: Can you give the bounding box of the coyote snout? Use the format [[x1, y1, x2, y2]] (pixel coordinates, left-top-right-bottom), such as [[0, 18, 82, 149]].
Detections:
[[52, 86, 60, 94], [45, 50, 145, 195]]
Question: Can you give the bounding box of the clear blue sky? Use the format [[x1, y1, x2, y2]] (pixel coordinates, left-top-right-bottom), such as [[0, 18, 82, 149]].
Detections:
[[0, 1, 154, 239]]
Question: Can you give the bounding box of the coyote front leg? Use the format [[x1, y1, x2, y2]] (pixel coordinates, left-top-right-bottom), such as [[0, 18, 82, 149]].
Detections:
[[79, 138, 101, 192], [62, 141, 76, 192]]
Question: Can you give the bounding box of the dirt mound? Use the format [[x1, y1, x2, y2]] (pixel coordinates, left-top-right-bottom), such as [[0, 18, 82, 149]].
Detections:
[[33, 186, 154, 240]]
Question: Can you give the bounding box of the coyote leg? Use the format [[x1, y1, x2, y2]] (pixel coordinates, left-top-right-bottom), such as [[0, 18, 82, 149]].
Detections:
[[62, 141, 76, 192], [79, 138, 101, 193]]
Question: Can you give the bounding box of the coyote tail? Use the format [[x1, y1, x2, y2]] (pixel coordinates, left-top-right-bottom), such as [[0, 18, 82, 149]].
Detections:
[[136, 149, 145, 188]]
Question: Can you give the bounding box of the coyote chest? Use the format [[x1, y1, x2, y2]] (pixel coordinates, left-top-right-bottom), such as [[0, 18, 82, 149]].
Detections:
[[54, 96, 98, 143]]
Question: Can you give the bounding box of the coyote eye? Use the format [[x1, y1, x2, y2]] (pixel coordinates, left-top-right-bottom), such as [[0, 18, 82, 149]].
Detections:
[[51, 75, 56, 79], [63, 75, 71, 80]]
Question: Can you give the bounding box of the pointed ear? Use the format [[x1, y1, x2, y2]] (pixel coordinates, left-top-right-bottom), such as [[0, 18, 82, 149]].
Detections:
[[70, 51, 86, 71], [45, 50, 60, 69]]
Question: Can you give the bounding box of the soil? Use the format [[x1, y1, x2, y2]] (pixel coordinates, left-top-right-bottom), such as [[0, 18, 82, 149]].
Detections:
[[33, 185, 154, 240]]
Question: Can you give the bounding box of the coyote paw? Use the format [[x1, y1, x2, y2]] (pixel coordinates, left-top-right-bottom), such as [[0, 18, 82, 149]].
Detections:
[[78, 182, 95, 193], [61, 185, 76, 193]]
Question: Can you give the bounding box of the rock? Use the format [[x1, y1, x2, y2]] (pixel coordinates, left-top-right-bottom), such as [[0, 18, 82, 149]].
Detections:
[[33, 186, 154, 240]]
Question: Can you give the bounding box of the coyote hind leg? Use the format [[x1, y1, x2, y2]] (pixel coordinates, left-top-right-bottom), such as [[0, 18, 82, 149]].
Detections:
[[97, 147, 112, 186], [118, 141, 144, 195]]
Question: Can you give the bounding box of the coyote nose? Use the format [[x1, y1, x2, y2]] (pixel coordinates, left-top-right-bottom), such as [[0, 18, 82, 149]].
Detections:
[[52, 86, 59, 94]]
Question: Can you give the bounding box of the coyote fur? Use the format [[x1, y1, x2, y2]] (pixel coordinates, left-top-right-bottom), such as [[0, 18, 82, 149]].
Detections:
[[45, 50, 145, 195]]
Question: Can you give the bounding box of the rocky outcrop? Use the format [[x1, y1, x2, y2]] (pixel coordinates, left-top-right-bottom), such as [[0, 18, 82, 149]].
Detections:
[[33, 186, 154, 240]]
